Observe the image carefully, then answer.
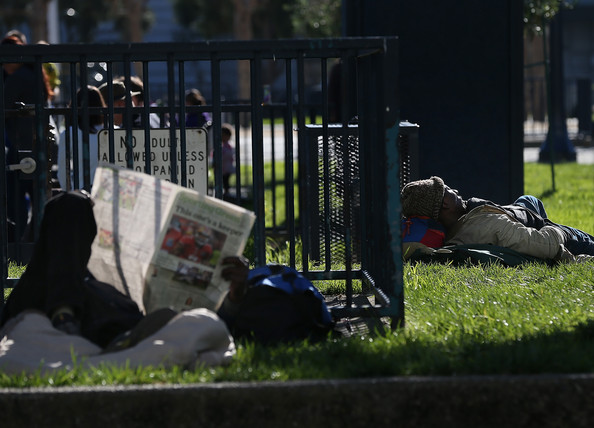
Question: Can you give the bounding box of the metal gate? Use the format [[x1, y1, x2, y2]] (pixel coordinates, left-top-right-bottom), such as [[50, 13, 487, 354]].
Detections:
[[0, 38, 403, 325]]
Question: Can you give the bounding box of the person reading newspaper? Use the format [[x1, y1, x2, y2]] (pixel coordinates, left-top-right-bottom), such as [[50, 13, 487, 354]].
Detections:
[[2, 164, 333, 348], [0, 190, 250, 349]]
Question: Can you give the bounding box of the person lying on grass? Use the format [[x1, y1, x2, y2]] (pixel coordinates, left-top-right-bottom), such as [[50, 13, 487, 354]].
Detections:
[[400, 176, 594, 263]]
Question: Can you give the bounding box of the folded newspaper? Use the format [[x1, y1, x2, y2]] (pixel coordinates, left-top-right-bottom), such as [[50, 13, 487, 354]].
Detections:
[[88, 164, 256, 314]]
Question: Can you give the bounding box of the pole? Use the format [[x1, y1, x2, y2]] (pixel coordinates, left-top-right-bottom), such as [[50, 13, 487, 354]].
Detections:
[[541, 21, 556, 191], [538, 10, 577, 165]]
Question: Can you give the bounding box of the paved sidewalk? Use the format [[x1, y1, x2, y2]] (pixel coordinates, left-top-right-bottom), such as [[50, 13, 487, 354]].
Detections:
[[238, 123, 594, 165], [524, 145, 594, 164]]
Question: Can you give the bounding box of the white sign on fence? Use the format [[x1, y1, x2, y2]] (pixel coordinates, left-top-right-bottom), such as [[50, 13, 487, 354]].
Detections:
[[98, 128, 208, 193]]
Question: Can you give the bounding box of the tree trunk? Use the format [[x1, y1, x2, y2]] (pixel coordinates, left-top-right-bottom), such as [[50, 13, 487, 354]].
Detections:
[[121, 0, 145, 77], [30, 0, 49, 43], [122, 0, 144, 43], [233, 0, 260, 102]]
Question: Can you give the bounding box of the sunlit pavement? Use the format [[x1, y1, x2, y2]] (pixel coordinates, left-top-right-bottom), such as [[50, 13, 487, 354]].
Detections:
[[524, 145, 594, 164], [236, 122, 594, 165]]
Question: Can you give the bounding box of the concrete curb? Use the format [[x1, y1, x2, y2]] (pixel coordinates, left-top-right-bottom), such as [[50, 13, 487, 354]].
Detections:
[[2, 374, 594, 427]]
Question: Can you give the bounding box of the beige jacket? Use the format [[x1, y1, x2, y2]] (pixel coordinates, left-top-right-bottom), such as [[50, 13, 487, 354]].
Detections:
[[446, 205, 573, 261]]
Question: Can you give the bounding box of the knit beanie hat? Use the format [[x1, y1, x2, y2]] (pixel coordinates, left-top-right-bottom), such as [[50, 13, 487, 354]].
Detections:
[[400, 176, 445, 220]]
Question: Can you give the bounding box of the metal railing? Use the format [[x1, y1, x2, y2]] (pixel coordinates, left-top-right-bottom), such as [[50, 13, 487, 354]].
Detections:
[[0, 38, 403, 325]]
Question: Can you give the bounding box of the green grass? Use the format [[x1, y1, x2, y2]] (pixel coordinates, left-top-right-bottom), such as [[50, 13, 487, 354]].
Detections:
[[214, 160, 300, 228], [524, 163, 594, 234], [4, 262, 25, 302], [1, 163, 593, 386]]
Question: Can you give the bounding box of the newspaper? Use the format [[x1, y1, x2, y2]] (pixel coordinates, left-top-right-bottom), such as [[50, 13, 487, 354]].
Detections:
[[88, 163, 255, 314]]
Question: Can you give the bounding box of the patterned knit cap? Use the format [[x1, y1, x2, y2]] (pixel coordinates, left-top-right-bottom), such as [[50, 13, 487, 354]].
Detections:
[[400, 176, 445, 220]]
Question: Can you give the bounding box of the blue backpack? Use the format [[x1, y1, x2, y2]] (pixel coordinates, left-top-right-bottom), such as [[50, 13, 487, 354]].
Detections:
[[228, 265, 334, 344]]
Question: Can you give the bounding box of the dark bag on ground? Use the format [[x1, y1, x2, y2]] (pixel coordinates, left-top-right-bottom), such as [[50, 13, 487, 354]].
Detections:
[[228, 265, 334, 344], [81, 275, 145, 348]]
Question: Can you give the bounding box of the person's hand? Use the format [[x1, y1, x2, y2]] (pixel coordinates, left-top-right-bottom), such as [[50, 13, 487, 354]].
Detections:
[[221, 256, 250, 302]]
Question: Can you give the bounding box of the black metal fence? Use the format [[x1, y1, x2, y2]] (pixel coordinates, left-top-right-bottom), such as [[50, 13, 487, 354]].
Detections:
[[1, 38, 403, 324]]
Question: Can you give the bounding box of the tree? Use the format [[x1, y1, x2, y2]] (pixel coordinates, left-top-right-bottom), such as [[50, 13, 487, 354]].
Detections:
[[30, 0, 50, 42], [0, 0, 152, 44], [0, 1, 30, 37], [171, 0, 267, 101], [286, 0, 341, 38], [170, 0, 340, 102], [251, 1, 294, 39], [113, 0, 154, 43], [60, 0, 153, 43], [0, 0, 50, 42], [59, 0, 112, 42], [170, 0, 340, 40], [523, 0, 577, 36], [233, 0, 261, 101], [171, 0, 234, 38]]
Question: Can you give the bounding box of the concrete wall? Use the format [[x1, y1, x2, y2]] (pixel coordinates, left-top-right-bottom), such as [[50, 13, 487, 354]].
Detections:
[[2, 375, 594, 427]]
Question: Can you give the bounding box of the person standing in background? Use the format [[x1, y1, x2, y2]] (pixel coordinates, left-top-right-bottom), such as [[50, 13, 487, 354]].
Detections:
[[58, 86, 106, 190], [2, 34, 53, 241]]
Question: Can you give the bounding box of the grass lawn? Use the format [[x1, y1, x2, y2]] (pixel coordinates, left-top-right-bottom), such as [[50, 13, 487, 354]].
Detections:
[[524, 162, 594, 235], [1, 162, 593, 386]]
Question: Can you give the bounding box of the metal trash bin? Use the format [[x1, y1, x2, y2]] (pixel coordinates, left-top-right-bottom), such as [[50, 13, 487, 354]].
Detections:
[[303, 121, 419, 264]]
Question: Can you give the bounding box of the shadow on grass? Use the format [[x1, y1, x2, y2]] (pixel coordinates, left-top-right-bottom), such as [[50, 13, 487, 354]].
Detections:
[[442, 320, 594, 376], [536, 188, 557, 200], [237, 319, 594, 380]]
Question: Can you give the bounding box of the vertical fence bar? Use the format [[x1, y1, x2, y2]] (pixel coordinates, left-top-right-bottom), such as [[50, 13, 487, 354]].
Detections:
[[251, 53, 266, 266], [123, 55, 135, 170], [343, 53, 355, 299], [33, 57, 47, 240], [178, 60, 187, 187], [106, 64, 115, 164], [359, 39, 403, 325], [142, 61, 152, 174], [342, 122, 353, 303], [383, 38, 404, 325], [284, 59, 296, 267], [321, 58, 332, 269], [210, 54, 222, 199], [167, 53, 178, 184], [356, 71, 369, 271], [0, 65, 6, 305], [357, 52, 379, 284], [233, 118, 242, 201], [70, 61, 80, 189], [269, 104, 277, 230], [79, 56, 91, 190], [296, 51, 309, 272]]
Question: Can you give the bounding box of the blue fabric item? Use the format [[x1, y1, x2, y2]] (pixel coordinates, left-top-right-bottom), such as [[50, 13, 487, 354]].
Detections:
[[556, 224, 594, 256], [247, 265, 333, 325], [513, 195, 548, 218]]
